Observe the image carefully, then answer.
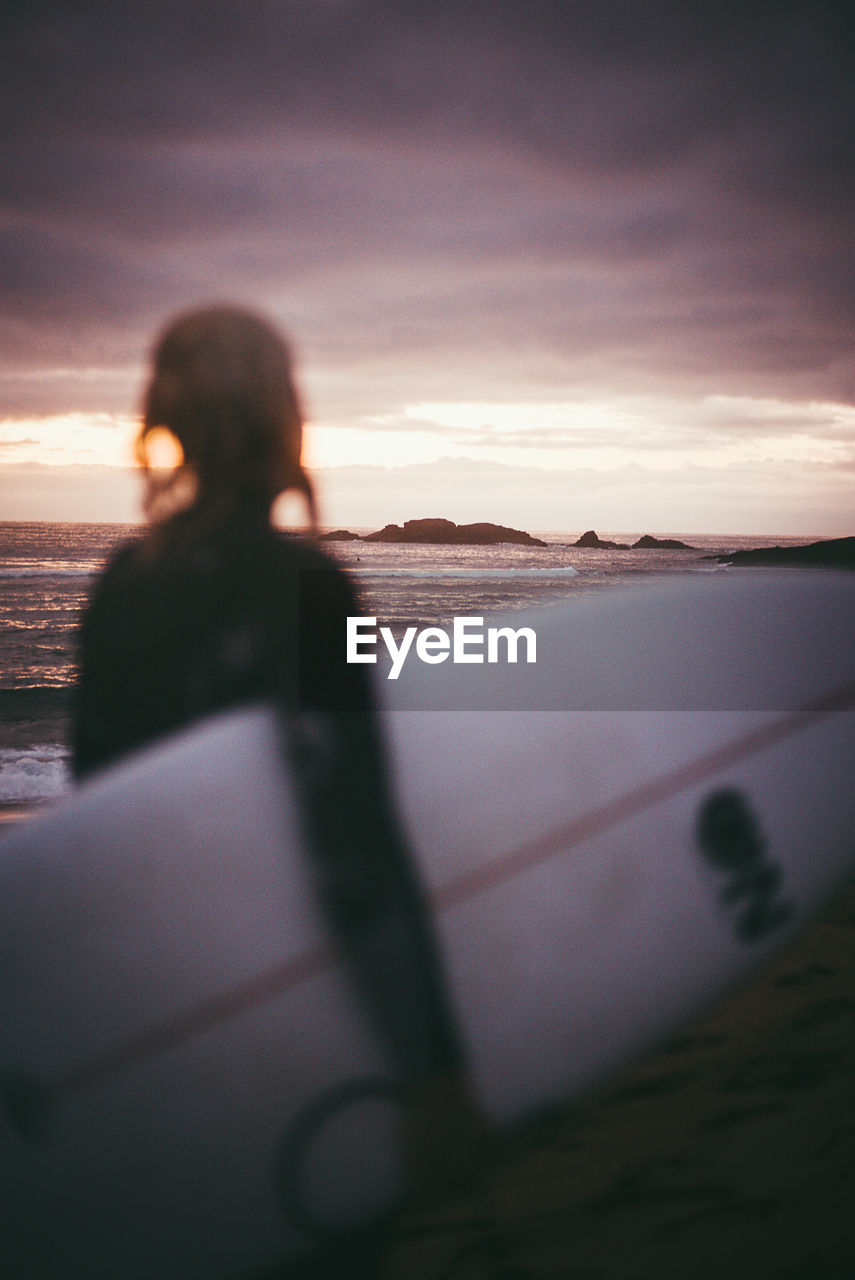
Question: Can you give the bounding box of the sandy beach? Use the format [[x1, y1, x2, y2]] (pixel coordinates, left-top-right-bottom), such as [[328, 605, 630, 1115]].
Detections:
[[378, 877, 855, 1279], [0, 803, 37, 828], [287, 875, 855, 1279]]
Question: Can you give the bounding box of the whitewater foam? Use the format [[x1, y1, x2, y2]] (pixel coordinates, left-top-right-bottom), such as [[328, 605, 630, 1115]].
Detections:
[[0, 745, 71, 804], [353, 567, 579, 579]]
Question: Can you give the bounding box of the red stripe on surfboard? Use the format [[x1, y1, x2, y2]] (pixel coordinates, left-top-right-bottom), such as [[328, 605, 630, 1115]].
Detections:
[[53, 944, 335, 1098], [434, 682, 855, 909], [49, 681, 855, 1101]]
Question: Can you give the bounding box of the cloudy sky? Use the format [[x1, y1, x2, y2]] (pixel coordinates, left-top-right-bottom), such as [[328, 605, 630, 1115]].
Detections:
[[2, 0, 853, 533]]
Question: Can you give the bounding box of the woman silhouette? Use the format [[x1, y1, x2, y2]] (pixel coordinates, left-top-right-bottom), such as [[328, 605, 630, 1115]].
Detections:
[[72, 304, 480, 1198]]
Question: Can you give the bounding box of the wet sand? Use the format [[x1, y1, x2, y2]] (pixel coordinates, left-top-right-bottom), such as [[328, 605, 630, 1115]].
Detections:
[[372, 876, 855, 1278], [0, 802, 37, 828]]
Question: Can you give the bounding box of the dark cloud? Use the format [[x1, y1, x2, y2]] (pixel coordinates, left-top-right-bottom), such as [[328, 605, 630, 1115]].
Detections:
[[1, 1, 854, 414]]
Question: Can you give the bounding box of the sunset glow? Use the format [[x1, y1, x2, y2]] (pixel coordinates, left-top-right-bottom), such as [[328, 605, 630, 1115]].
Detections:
[[0, 414, 138, 469], [1, 4, 853, 534]]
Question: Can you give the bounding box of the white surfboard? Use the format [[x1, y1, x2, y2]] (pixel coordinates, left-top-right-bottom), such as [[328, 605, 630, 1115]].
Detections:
[[1, 570, 853, 1278]]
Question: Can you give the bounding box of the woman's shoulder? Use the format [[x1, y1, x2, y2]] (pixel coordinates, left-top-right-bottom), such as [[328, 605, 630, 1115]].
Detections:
[[86, 534, 146, 600], [267, 528, 338, 568], [90, 521, 356, 610], [267, 530, 359, 609], [107, 533, 146, 570]]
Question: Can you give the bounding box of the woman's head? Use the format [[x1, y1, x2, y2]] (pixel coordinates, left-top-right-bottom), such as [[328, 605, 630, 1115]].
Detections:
[[138, 305, 314, 525]]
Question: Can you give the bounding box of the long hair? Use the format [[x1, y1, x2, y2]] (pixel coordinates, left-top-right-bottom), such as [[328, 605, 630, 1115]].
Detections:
[[137, 305, 317, 533]]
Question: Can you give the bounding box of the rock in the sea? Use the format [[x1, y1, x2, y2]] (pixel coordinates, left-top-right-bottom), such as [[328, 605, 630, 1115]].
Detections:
[[316, 529, 362, 541], [573, 530, 630, 550], [363, 518, 547, 546], [460, 522, 547, 547], [632, 534, 696, 550], [711, 536, 855, 568]]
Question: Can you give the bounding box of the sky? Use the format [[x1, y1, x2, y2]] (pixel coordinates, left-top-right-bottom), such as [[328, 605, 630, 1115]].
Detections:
[[1, 0, 854, 534]]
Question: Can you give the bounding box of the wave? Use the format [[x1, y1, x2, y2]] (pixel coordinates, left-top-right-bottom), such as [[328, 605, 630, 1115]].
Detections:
[[0, 686, 72, 718], [0, 566, 96, 579], [353, 567, 580, 580], [0, 744, 71, 803]]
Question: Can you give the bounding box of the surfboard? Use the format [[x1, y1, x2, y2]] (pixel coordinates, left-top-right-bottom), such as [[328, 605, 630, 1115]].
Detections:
[[1, 569, 854, 1278]]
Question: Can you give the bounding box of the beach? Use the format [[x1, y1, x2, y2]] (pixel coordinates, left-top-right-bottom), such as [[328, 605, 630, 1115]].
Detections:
[[363, 875, 855, 1279], [2, 521, 853, 1278]]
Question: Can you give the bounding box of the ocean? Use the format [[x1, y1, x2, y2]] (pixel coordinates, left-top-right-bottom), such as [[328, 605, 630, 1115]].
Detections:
[[0, 521, 814, 816]]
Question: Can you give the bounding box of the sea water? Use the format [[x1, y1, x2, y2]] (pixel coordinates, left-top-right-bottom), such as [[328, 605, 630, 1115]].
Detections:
[[0, 521, 814, 814]]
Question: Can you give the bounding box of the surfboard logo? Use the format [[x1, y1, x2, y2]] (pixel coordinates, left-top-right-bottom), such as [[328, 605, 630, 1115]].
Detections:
[[696, 788, 794, 943]]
